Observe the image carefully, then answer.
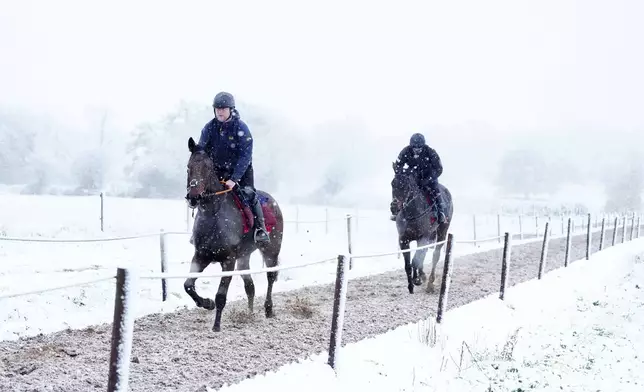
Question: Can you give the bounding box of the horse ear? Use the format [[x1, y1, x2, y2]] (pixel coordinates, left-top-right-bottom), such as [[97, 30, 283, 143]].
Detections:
[[188, 137, 196, 153]]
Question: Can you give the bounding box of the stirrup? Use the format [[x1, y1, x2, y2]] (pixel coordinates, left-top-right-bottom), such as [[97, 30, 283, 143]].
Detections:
[[254, 228, 270, 242]]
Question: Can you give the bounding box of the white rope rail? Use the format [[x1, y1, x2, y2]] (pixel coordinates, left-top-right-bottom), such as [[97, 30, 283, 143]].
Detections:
[[0, 231, 190, 243], [351, 240, 448, 259], [454, 235, 502, 244], [0, 275, 116, 300], [140, 256, 337, 279]]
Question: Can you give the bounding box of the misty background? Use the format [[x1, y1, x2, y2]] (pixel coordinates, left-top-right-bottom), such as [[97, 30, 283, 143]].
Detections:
[[1, 0, 643, 215]]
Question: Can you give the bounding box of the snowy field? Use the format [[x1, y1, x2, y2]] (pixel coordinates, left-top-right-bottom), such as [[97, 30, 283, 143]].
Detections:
[[216, 236, 644, 392], [0, 193, 560, 341]]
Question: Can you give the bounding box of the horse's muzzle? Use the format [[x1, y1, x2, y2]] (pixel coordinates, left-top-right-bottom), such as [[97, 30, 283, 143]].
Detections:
[[185, 193, 200, 208]]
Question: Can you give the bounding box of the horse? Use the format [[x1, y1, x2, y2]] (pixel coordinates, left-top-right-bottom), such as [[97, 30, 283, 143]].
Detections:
[[391, 162, 453, 294], [184, 136, 284, 332]]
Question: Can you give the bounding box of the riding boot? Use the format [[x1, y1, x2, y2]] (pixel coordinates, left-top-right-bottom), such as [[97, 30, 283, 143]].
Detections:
[[249, 195, 270, 243], [433, 191, 447, 223]]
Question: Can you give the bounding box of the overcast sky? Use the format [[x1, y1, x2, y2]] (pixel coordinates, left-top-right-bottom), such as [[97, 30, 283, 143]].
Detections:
[[1, 0, 642, 137]]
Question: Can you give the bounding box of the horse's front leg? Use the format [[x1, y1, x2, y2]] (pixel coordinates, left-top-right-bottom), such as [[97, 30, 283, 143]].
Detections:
[[212, 259, 235, 332], [400, 238, 414, 294], [183, 253, 213, 309], [412, 237, 431, 286]]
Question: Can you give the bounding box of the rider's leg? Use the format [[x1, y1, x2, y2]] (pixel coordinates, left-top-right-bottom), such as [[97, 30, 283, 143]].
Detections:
[[237, 165, 270, 243], [427, 178, 446, 223]]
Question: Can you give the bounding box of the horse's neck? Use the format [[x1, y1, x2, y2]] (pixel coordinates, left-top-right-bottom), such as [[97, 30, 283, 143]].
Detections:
[[199, 194, 236, 221], [403, 188, 429, 216]]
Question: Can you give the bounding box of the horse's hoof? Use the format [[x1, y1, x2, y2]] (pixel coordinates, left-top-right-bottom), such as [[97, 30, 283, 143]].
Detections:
[[212, 324, 221, 332], [426, 284, 435, 294], [408, 285, 414, 294], [413, 277, 422, 286], [202, 298, 216, 311], [265, 307, 274, 318]]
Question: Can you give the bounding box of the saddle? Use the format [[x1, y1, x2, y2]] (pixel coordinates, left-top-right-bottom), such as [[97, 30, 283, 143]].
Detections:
[[230, 191, 277, 234]]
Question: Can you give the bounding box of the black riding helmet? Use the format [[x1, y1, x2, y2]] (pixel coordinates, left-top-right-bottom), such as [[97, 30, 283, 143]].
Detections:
[[410, 133, 426, 147], [213, 92, 235, 109]]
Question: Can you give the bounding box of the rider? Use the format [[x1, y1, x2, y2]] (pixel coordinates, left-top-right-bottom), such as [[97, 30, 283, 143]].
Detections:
[[193, 91, 270, 243], [390, 133, 447, 223]]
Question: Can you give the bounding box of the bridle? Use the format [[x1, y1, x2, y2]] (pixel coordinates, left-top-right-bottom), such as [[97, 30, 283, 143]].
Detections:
[[185, 153, 233, 211]]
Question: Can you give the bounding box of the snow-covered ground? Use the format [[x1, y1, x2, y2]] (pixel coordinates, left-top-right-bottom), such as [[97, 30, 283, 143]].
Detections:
[[0, 194, 591, 341], [215, 236, 644, 392]]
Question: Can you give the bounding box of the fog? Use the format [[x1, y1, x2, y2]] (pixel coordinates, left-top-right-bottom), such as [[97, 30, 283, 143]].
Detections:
[[1, 0, 643, 213]]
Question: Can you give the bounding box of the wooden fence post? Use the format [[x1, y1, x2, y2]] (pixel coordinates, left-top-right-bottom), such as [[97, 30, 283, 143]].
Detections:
[[564, 218, 572, 267], [538, 223, 550, 279], [107, 268, 138, 392], [328, 255, 349, 370], [499, 232, 512, 300], [436, 234, 455, 323]]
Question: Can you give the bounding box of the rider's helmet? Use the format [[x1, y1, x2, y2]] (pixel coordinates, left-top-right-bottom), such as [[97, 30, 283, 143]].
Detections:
[[213, 92, 235, 109], [409, 133, 426, 148]]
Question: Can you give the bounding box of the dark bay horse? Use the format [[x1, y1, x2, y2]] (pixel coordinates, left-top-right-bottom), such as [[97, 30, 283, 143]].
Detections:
[[184, 137, 284, 332], [391, 163, 453, 294]]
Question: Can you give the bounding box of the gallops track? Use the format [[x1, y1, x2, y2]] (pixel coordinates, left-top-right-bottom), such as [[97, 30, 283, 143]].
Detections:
[[0, 229, 612, 391]]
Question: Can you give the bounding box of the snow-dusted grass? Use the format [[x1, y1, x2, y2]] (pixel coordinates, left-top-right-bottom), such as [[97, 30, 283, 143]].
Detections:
[[214, 238, 644, 392], [0, 194, 588, 341]]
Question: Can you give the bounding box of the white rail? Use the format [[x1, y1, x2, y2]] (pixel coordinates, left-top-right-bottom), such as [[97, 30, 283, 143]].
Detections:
[[140, 256, 337, 279], [0, 276, 116, 299], [0, 231, 189, 243], [351, 240, 448, 259]]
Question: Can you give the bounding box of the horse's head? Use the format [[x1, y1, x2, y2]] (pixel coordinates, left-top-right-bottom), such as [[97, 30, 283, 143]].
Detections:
[[186, 137, 225, 208], [391, 161, 416, 206]]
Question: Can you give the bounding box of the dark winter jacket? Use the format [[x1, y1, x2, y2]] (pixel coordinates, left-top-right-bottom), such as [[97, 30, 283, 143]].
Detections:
[[394, 145, 443, 183], [197, 110, 253, 183]]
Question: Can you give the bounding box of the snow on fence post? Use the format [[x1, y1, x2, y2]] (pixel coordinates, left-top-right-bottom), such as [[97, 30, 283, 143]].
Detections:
[[497, 214, 501, 243], [637, 216, 641, 238], [538, 222, 550, 279], [472, 214, 477, 247], [346, 215, 353, 270], [436, 233, 455, 324], [519, 214, 524, 240], [612, 216, 619, 246], [564, 218, 572, 267], [327, 254, 349, 371], [599, 218, 606, 251], [325, 208, 329, 235], [499, 232, 512, 300], [535, 215, 539, 238], [100, 192, 104, 232], [295, 205, 300, 233], [586, 213, 592, 260], [622, 215, 627, 243], [159, 230, 168, 301], [107, 268, 137, 392], [630, 213, 636, 241]]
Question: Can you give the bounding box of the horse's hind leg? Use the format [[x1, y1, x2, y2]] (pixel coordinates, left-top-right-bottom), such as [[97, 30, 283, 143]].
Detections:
[[236, 254, 255, 314], [183, 254, 214, 310], [260, 247, 280, 318]]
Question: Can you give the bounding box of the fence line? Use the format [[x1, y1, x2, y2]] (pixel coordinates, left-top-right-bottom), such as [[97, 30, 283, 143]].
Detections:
[[0, 275, 116, 300]]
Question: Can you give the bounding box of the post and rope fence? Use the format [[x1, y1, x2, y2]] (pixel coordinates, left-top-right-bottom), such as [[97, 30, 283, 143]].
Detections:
[[2, 208, 643, 388]]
